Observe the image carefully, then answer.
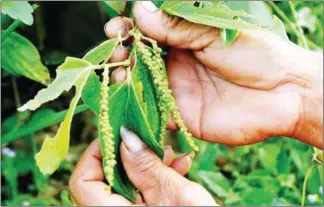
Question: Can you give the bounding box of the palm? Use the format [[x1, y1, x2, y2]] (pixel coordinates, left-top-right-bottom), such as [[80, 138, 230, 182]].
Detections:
[[166, 48, 299, 145]]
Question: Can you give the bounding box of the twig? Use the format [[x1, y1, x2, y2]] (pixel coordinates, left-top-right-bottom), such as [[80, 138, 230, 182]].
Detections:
[[268, 1, 302, 45], [288, 1, 308, 49], [96, 60, 130, 70], [11, 76, 23, 125], [301, 164, 315, 206]]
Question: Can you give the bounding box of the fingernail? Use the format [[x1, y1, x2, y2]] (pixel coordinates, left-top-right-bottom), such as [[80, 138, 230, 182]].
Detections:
[[141, 1, 158, 13], [120, 126, 147, 153]]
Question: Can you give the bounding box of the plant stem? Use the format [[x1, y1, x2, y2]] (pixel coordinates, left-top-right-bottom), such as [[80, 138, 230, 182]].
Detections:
[[288, 1, 308, 49], [97, 60, 130, 70], [301, 164, 315, 206], [1, 4, 39, 41], [11, 76, 23, 125], [1, 20, 22, 41], [268, 1, 302, 45], [268, 2, 296, 31]]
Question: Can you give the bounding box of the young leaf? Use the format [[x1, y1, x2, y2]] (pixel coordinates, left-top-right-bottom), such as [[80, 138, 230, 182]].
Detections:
[[161, 2, 260, 30], [220, 29, 239, 48], [102, 1, 126, 15], [83, 39, 119, 64], [1, 32, 50, 85], [1, 1, 34, 25], [18, 57, 94, 111], [35, 67, 92, 174]]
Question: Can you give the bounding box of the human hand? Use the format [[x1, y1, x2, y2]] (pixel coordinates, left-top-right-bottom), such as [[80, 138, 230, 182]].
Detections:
[[69, 126, 217, 206], [106, 2, 323, 148]]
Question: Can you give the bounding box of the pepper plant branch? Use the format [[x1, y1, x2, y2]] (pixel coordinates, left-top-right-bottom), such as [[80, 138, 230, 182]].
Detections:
[[1, 4, 39, 41], [96, 60, 130, 70]]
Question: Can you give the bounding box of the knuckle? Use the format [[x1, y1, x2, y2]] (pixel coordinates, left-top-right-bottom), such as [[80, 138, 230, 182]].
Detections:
[[135, 150, 161, 174]]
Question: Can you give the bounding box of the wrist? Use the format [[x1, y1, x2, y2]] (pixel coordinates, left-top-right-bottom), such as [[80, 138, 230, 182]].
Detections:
[[291, 48, 323, 148]]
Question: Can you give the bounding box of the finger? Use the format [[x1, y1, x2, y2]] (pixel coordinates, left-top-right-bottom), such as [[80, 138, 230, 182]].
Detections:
[[162, 145, 174, 166], [70, 139, 103, 183], [111, 67, 127, 84], [69, 139, 132, 206], [119, 126, 216, 206], [170, 153, 193, 176], [133, 1, 219, 50], [135, 193, 145, 205], [104, 16, 134, 38], [109, 45, 130, 63], [167, 112, 178, 130]]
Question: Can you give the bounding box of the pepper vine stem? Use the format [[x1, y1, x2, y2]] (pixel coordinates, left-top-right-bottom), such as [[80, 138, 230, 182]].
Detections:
[[96, 60, 130, 70]]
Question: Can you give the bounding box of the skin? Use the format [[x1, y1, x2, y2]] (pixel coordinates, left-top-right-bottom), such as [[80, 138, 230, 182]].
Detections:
[[70, 1, 323, 206]]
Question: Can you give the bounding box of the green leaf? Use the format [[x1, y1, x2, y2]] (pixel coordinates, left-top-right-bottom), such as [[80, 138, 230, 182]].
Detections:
[[257, 144, 281, 171], [1, 1, 34, 25], [102, 1, 126, 15], [18, 57, 94, 111], [83, 39, 119, 64], [225, 1, 273, 26], [161, 2, 260, 30], [35, 67, 92, 174], [277, 149, 290, 174], [43, 50, 68, 66], [1, 111, 30, 135], [60, 190, 74, 206], [220, 28, 239, 48], [16, 57, 94, 174], [1, 105, 88, 146], [1, 32, 50, 85], [81, 38, 120, 114], [199, 171, 230, 198], [242, 188, 274, 206]]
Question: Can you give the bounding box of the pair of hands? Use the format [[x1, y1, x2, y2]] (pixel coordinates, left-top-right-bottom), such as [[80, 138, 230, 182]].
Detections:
[[69, 1, 323, 206], [69, 126, 216, 206]]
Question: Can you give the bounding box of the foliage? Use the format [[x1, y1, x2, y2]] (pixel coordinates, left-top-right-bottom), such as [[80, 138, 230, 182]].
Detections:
[[1, 1, 323, 206]]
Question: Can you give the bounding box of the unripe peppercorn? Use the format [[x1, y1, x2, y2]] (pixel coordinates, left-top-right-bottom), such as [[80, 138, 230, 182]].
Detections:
[[99, 66, 116, 187], [137, 41, 199, 152]]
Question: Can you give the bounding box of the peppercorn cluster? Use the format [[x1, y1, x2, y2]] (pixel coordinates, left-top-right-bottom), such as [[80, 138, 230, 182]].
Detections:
[[137, 41, 199, 152], [99, 66, 116, 187]]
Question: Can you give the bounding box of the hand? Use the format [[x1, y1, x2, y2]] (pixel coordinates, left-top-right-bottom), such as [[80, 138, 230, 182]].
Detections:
[[69, 126, 217, 206], [106, 2, 323, 148]]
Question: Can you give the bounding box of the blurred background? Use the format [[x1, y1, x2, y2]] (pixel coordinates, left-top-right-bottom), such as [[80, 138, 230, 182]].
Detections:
[[1, 1, 323, 206]]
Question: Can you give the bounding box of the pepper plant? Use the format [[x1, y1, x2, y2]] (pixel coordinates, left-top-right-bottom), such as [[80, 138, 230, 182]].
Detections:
[[1, 1, 323, 206]]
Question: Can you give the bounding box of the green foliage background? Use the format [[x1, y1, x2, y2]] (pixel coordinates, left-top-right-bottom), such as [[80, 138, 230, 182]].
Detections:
[[1, 1, 323, 206]]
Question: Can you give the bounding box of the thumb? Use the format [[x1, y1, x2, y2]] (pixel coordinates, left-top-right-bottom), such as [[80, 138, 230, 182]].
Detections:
[[133, 1, 219, 50], [119, 126, 216, 206]]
